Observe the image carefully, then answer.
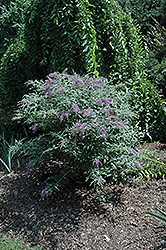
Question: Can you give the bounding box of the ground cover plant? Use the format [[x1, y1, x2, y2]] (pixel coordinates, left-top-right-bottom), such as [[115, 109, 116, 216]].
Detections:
[[11, 70, 146, 197], [144, 204, 166, 222], [0, 233, 43, 250]]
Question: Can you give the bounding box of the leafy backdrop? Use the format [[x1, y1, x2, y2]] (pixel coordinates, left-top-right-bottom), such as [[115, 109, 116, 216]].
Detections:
[[0, 0, 166, 141]]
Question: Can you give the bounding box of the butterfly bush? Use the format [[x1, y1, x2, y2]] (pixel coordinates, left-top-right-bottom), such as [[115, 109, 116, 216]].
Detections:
[[13, 70, 143, 193]]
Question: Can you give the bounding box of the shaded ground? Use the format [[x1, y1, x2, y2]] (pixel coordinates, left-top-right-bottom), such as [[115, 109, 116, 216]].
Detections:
[[0, 143, 166, 249]]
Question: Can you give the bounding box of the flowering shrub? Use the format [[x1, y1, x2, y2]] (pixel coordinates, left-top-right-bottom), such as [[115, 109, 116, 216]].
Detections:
[[13, 70, 143, 194]]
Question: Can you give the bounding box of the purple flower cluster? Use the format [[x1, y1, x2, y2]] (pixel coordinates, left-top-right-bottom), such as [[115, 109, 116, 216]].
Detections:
[[58, 112, 69, 121], [129, 148, 137, 154], [97, 125, 106, 138], [92, 121, 99, 128], [83, 107, 94, 116], [57, 87, 66, 92], [92, 83, 102, 88], [73, 79, 84, 88], [76, 79, 84, 85], [112, 120, 126, 129], [72, 122, 89, 140], [133, 163, 143, 169], [102, 108, 115, 116], [94, 159, 100, 167], [92, 80, 111, 89], [38, 82, 53, 98], [72, 105, 80, 113], [38, 73, 62, 99], [68, 73, 85, 88], [62, 68, 68, 74], [31, 124, 39, 134], [41, 189, 51, 198], [75, 122, 88, 131], [99, 97, 112, 107], [48, 72, 59, 78]]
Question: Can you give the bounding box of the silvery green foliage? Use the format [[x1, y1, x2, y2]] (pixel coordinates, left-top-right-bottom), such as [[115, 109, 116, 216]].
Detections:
[[13, 71, 143, 192]]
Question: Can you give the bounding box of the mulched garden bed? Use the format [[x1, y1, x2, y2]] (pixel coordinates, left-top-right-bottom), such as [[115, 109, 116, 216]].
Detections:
[[0, 143, 166, 249]]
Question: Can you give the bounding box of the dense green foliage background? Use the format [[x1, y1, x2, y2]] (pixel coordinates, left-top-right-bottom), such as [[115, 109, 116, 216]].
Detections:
[[0, 0, 166, 141]]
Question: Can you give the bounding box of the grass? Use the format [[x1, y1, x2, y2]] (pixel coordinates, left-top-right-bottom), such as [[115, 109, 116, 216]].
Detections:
[[0, 234, 44, 250]]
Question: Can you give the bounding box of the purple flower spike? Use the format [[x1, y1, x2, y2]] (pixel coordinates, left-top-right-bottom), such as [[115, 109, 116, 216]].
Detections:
[[60, 115, 64, 122], [115, 120, 126, 129], [108, 109, 115, 116], [57, 88, 66, 92], [130, 148, 137, 154], [94, 159, 100, 167], [41, 190, 47, 198], [63, 68, 68, 73], [58, 112, 69, 121], [75, 122, 81, 127], [93, 83, 102, 88], [76, 79, 84, 85], [93, 122, 99, 128], [99, 97, 112, 107], [83, 107, 94, 116], [80, 123, 87, 130], [49, 72, 58, 78], [72, 105, 80, 113], [32, 124, 39, 134], [64, 113, 69, 119], [133, 163, 143, 169], [45, 77, 52, 84], [97, 125, 106, 138], [44, 87, 50, 93]]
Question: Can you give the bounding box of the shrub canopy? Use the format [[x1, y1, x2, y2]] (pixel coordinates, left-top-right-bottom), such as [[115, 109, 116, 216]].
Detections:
[[13, 72, 143, 191]]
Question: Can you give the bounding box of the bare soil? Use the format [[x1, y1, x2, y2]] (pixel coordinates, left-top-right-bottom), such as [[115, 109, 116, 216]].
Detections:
[[0, 143, 166, 250]]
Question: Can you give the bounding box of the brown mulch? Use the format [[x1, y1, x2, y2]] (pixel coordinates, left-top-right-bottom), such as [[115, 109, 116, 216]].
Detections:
[[0, 143, 166, 250]]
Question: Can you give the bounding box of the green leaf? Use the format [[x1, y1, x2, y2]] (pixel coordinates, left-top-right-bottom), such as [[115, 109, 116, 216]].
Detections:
[[143, 210, 166, 222]]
